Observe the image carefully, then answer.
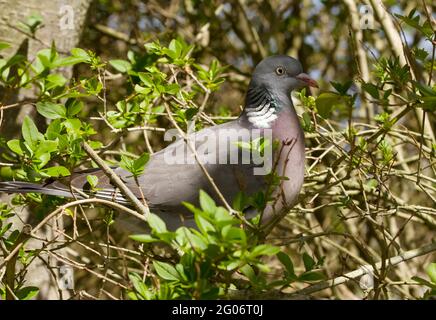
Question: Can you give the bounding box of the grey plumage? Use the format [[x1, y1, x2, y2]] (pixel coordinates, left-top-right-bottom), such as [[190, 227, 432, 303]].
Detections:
[[0, 55, 317, 230]]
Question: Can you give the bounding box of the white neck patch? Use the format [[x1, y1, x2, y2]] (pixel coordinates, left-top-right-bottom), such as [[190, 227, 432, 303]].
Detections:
[[246, 101, 278, 128], [244, 86, 280, 128], [247, 110, 278, 128]]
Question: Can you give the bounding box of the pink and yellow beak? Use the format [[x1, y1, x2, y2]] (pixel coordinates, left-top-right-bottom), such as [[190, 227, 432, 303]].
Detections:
[[296, 73, 319, 88]]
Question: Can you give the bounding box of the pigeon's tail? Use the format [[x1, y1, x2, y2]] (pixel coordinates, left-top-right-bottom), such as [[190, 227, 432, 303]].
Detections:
[[0, 181, 73, 198], [0, 181, 130, 204]]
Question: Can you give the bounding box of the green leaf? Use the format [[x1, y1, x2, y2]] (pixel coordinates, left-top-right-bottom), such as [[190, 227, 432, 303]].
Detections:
[[7, 139, 24, 155], [64, 119, 82, 135], [185, 108, 198, 120], [138, 72, 154, 87], [129, 234, 159, 243], [42, 166, 70, 177], [132, 152, 150, 175], [222, 226, 246, 244], [35, 152, 51, 168], [175, 263, 188, 282], [1, 54, 25, 73], [52, 56, 88, 68], [331, 81, 352, 95], [199, 190, 216, 213], [144, 41, 163, 54], [224, 260, 241, 271], [413, 48, 429, 61], [109, 59, 131, 73], [277, 252, 295, 276], [299, 271, 325, 282], [36, 101, 67, 119], [66, 100, 83, 117], [165, 39, 182, 60], [128, 273, 150, 300], [88, 140, 103, 150], [0, 42, 10, 51], [71, 48, 90, 60], [15, 286, 39, 300], [232, 191, 248, 211], [250, 244, 280, 257], [153, 261, 180, 281], [240, 264, 257, 282], [169, 39, 181, 55], [120, 155, 134, 172], [412, 276, 436, 289], [46, 73, 67, 89], [176, 227, 208, 250], [134, 84, 151, 94], [255, 263, 271, 273], [420, 97, 436, 112], [39, 140, 59, 152], [362, 83, 379, 99], [25, 13, 43, 31], [165, 83, 180, 94], [35, 140, 58, 157], [22, 116, 41, 148], [315, 92, 343, 118], [195, 212, 215, 234], [416, 82, 436, 95], [20, 142, 33, 157], [396, 11, 433, 39], [303, 252, 316, 271], [45, 119, 62, 139], [86, 175, 99, 189], [213, 207, 233, 224], [427, 263, 436, 284], [36, 48, 55, 68], [147, 213, 167, 233], [301, 111, 313, 132]]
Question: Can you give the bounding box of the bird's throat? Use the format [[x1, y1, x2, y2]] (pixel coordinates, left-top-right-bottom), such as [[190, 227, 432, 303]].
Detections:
[[243, 86, 281, 128]]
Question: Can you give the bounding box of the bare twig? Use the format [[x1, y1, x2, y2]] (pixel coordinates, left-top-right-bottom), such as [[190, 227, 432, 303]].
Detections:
[[81, 142, 150, 218], [292, 242, 436, 296]]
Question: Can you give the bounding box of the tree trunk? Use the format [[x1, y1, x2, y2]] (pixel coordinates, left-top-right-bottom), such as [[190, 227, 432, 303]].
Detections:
[[0, 0, 92, 299]]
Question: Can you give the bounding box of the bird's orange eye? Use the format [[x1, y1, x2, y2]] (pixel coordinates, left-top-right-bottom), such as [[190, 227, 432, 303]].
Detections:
[[275, 66, 285, 75]]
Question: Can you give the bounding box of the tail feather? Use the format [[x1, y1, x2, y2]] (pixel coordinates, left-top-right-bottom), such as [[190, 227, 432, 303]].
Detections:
[[0, 181, 129, 203], [0, 181, 73, 198]]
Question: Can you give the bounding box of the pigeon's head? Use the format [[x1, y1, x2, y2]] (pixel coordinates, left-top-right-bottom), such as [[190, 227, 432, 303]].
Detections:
[[251, 55, 318, 93]]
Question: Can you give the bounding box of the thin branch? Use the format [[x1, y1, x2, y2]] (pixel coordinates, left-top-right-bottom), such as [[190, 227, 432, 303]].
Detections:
[[163, 101, 234, 213], [292, 242, 436, 296], [0, 198, 146, 273], [369, 0, 436, 145], [93, 24, 137, 45], [81, 142, 150, 218]]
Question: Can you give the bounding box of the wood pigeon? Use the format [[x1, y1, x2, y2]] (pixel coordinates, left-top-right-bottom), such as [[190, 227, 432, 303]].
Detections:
[[0, 55, 318, 230]]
